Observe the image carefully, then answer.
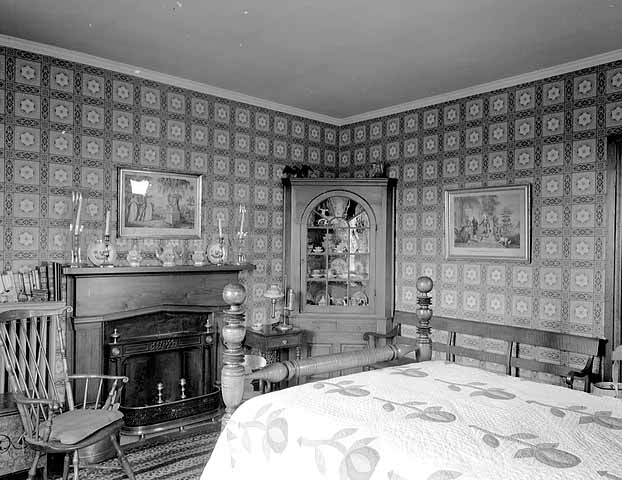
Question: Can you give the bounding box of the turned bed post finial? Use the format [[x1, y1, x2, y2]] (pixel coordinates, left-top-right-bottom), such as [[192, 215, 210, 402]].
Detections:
[[415, 276, 433, 362], [220, 282, 247, 430]]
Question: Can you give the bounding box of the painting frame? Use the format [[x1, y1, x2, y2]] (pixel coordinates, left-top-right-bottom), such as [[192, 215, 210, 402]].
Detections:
[[117, 168, 202, 239], [444, 184, 531, 262]]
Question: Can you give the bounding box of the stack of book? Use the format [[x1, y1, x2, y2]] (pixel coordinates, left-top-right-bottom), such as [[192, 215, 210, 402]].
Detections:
[[0, 262, 64, 303]]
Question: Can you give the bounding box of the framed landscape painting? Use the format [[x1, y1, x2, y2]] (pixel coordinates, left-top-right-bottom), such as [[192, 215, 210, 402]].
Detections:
[[444, 185, 531, 261], [118, 168, 202, 238]]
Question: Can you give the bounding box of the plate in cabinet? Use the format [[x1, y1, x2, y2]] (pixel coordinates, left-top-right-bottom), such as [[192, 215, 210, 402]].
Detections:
[[329, 258, 347, 277]]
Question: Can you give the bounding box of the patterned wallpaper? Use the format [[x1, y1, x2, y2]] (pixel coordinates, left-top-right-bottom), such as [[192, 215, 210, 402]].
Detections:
[[338, 60, 622, 344], [0, 47, 338, 324], [2, 42, 622, 345]]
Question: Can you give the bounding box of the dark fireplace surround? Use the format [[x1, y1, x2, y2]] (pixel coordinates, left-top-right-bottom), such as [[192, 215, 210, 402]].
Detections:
[[64, 265, 251, 436]]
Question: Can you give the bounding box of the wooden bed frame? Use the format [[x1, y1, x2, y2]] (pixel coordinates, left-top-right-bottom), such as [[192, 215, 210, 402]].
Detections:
[[219, 277, 606, 428]]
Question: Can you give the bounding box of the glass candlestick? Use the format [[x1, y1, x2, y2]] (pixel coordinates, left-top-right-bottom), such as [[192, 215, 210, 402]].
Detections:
[[234, 231, 248, 265], [70, 224, 84, 267], [101, 234, 116, 268]]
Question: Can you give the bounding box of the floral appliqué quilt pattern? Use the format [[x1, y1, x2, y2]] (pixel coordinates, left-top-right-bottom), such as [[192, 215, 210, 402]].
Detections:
[[202, 361, 622, 480]]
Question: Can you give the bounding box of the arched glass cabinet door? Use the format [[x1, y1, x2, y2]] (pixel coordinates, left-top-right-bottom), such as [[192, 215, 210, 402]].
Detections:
[[301, 192, 376, 313]]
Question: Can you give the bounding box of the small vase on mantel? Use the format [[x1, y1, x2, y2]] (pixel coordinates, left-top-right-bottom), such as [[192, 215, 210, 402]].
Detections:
[[156, 242, 180, 267], [192, 249, 207, 266], [127, 241, 142, 267]]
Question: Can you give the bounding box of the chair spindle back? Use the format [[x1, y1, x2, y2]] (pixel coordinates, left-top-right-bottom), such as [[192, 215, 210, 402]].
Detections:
[[0, 305, 71, 437]]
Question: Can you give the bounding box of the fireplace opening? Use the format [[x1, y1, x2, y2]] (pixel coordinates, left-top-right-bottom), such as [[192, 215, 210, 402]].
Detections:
[[104, 310, 219, 435]]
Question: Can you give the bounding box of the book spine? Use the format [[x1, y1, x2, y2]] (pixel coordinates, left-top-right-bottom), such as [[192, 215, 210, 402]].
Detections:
[[40, 262, 49, 299], [54, 262, 62, 301]]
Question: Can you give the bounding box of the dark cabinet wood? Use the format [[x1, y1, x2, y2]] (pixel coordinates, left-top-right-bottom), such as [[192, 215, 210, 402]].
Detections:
[[283, 178, 396, 375]]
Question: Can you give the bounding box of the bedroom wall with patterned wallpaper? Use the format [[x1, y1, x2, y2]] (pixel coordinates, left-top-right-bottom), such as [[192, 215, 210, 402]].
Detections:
[[338, 60, 622, 341], [0, 46, 339, 324], [3, 41, 622, 342]]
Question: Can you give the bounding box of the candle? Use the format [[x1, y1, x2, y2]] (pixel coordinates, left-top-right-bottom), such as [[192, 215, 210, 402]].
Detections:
[[218, 217, 222, 237], [104, 210, 110, 237], [239, 205, 245, 235], [74, 194, 82, 234]]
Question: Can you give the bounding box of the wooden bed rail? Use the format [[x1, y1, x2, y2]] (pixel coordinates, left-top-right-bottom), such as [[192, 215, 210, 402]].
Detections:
[[247, 343, 416, 385]]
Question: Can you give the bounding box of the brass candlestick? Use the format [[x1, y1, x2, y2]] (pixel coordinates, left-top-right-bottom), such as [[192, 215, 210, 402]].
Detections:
[[276, 287, 295, 331], [179, 378, 187, 399], [156, 382, 164, 404], [101, 234, 115, 268]]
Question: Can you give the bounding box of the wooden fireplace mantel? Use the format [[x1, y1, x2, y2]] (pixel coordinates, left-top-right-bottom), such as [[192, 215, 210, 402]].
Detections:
[[64, 264, 254, 375]]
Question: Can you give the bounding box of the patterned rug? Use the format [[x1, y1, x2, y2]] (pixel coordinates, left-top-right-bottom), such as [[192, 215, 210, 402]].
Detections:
[[57, 425, 220, 480]]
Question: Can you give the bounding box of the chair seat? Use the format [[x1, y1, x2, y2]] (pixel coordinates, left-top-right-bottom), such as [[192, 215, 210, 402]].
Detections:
[[48, 409, 123, 445]]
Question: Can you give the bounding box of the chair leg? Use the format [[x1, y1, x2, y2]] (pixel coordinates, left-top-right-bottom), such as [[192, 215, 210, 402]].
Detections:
[[62, 453, 71, 480], [27, 451, 41, 480], [110, 434, 135, 480], [72, 450, 79, 480]]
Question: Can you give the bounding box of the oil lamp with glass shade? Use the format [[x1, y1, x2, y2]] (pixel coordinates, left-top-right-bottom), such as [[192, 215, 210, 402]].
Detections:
[[263, 283, 283, 328]]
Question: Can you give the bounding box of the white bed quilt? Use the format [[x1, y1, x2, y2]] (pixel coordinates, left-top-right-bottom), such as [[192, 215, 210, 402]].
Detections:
[[202, 361, 622, 480]]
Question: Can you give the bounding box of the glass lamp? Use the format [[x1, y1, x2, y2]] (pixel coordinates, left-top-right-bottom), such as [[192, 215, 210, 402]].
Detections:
[[264, 284, 283, 325]]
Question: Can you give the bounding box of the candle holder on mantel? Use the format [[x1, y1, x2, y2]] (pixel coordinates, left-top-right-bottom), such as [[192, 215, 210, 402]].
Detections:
[[233, 204, 248, 265], [100, 234, 116, 268], [70, 224, 84, 268], [206, 235, 229, 265], [233, 231, 248, 265]]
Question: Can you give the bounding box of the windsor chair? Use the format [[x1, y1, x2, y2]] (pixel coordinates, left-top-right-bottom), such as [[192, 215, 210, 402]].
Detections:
[[0, 305, 135, 479]]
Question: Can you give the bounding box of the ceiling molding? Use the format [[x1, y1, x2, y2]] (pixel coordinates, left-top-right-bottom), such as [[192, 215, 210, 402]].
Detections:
[[1, 34, 621, 128], [0, 33, 341, 126], [339, 49, 622, 126]]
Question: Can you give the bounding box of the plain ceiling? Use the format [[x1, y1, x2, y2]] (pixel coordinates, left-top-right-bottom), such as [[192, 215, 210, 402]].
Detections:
[[1, 0, 622, 119]]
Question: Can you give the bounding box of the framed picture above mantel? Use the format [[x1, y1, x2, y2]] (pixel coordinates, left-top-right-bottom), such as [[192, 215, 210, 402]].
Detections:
[[444, 184, 531, 261], [118, 168, 202, 238]]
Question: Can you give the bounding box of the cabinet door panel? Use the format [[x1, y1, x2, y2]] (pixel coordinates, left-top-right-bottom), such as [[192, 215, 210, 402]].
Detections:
[[284, 178, 396, 383]]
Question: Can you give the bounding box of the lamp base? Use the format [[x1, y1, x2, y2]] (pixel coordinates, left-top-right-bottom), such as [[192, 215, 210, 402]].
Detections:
[[275, 322, 293, 331]]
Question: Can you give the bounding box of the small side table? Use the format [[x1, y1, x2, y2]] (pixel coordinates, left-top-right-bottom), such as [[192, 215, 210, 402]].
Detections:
[[245, 325, 305, 390]]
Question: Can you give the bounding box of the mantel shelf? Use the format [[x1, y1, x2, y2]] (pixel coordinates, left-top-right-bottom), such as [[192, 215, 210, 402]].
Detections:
[[63, 264, 255, 277]]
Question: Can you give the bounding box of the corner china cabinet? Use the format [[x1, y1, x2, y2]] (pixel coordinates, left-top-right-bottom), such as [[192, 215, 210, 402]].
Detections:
[[283, 178, 396, 376]]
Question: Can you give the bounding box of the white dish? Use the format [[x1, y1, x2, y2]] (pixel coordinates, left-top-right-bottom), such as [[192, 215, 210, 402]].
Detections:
[[351, 291, 369, 306], [330, 258, 347, 276]]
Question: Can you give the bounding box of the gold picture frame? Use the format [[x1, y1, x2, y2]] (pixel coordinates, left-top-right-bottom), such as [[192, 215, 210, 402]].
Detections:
[[444, 184, 531, 261], [118, 168, 202, 238]]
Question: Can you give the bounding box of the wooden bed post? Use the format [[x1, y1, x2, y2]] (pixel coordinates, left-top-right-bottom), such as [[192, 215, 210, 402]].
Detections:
[[220, 282, 247, 430], [415, 276, 433, 362]]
